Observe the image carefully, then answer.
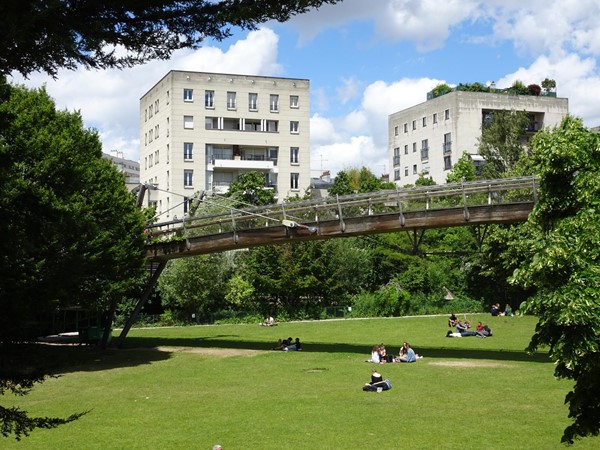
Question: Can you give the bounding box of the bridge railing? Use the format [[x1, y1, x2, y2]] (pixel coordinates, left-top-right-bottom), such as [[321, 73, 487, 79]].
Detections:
[[146, 176, 537, 241]]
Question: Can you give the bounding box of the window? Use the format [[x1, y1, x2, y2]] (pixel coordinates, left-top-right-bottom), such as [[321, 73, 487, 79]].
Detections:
[[445, 109, 450, 120], [184, 170, 193, 188], [404, 144, 408, 155], [266, 120, 278, 132], [404, 166, 409, 177], [184, 143, 193, 161], [413, 164, 418, 175], [421, 139, 429, 161], [290, 121, 299, 133], [144, 132, 147, 146], [394, 169, 400, 181], [290, 147, 299, 164], [412, 142, 417, 153], [422, 116, 427, 127], [205, 90, 214, 108], [412, 120, 416, 130], [183, 89, 193, 102], [154, 150, 159, 164], [403, 123, 408, 133], [444, 155, 452, 170], [155, 99, 159, 113], [290, 95, 299, 108], [154, 124, 159, 138], [443, 133, 452, 153], [166, 117, 169, 137], [433, 113, 438, 124], [268, 147, 278, 165], [393, 147, 400, 166], [149, 104, 153, 118], [145, 109, 147, 122], [227, 92, 236, 109], [148, 129, 153, 142], [166, 90, 170, 105], [183, 115, 194, 129], [290, 173, 299, 190], [394, 126, 399, 136], [270, 94, 279, 112], [249, 93, 258, 110]]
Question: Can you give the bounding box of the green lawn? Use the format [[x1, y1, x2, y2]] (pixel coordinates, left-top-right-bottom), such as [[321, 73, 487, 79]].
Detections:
[[4, 314, 599, 449]]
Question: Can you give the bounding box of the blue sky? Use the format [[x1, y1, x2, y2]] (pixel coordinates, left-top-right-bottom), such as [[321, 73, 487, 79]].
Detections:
[[11, 0, 600, 178]]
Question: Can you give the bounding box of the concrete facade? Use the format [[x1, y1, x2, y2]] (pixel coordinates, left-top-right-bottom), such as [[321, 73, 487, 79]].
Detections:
[[140, 70, 311, 219], [388, 91, 569, 185]]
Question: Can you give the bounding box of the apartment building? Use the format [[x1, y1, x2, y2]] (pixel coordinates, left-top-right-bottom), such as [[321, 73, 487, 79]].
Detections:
[[102, 151, 140, 190], [140, 70, 311, 219], [388, 90, 569, 185]]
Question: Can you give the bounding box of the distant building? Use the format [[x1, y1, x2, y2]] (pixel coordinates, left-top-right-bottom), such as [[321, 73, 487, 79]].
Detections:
[[310, 171, 334, 199], [139, 70, 311, 220], [102, 151, 140, 189], [388, 89, 569, 185]]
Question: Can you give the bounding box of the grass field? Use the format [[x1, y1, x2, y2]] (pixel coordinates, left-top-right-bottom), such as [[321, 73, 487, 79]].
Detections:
[[3, 314, 599, 449]]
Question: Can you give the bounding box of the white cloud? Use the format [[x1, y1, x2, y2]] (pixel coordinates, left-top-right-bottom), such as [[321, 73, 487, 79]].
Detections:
[[336, 77, 361, 104], [374, 0, 479, 51], [498, 53, 600, 126], [311, 77, 444, 177]]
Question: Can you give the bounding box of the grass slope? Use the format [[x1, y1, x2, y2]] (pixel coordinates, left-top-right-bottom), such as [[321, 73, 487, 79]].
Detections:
[[3, 314, 598, 449]]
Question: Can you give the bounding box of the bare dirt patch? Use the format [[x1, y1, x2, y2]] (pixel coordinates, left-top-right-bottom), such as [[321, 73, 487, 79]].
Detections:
[[153, 346, 260, 357], [428, 360, 513, 368]]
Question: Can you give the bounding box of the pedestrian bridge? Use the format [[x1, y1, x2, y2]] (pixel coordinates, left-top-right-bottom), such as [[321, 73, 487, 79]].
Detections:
[[145, 176, 538, 262]]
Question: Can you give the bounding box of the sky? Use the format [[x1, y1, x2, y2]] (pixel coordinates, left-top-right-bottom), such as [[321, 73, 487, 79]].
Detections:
[[10, 0, 600, 178]]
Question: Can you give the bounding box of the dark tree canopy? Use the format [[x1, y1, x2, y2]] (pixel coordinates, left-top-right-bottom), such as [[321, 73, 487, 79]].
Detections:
[[0, 78, 148, 343], [1, 0, 341, 78]]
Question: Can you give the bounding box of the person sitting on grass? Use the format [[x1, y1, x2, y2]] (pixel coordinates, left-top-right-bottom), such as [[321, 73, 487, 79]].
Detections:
[[448, 313, 458, 327], [395, 342, 422, 362], [284, 337, 302, 351], [260, 316, 275, 326], [504, 304, 514, 317], [362, 368, 392, 391]]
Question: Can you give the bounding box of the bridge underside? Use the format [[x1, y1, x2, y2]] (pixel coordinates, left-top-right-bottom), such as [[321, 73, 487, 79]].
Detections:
[[147, 202, 534, 262]]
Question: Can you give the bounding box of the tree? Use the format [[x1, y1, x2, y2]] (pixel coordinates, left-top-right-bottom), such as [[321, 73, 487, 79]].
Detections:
[[1, 0, 341, 78], [511, 116, 600, 444], [446, 151, 476, 183], [478, 109, 531, 178], [328, 170, 353, 196], [227, 171, 275, 207], [158, 253, 232, 320], [0, 78, 147, 437], [541, 78, 556, 93]]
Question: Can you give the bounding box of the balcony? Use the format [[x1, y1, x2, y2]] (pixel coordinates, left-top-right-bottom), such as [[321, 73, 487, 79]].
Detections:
[[210, 154, 276, 171]]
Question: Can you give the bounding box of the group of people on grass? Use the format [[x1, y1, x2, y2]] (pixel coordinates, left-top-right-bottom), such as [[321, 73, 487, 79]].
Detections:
[[272, 336, 302, 351], [446, 314, 493, 338], [491, 303, 513, 316], [367, 342, 423, 364]]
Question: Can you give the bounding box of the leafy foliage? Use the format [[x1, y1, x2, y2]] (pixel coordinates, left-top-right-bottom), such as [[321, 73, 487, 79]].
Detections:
[[227, 171, 276, 207], [478, 109, 530, 178], [1, 0, 341, 77], [511, 116, 600, 444], [446, 152, 477, 183], [0, 78, 148, 342]]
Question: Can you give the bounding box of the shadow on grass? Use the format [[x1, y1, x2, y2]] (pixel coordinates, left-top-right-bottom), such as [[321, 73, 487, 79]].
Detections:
[[120, 336, 551, 364], [0, 343, 172, 377]]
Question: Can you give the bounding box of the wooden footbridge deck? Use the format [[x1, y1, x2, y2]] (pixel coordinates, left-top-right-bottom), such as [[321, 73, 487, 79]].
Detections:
[[145, 176, 538, 262]]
